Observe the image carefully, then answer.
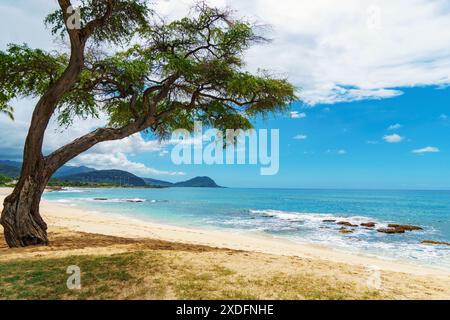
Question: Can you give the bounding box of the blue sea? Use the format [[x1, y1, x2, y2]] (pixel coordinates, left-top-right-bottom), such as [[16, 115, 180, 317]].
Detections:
[[44, 188, 450, 269]]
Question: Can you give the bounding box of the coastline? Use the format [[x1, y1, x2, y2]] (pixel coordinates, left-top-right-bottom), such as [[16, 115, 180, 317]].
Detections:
[[1, 187, 450, 299], [1, 187, 448, 276]]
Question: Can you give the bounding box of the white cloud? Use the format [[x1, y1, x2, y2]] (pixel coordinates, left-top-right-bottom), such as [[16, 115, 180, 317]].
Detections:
[[0, 99, 180, 177], [3, 0, 450, 105], [293, 134, 308, 140], [93, 134, 165, 155], [366, 140, 379, 145], [240, 0, 450, 104], [159, 150, 169, 157], [388, 123, 402, 130], [337, 149, 347, 155], [71, 152, 185, 176], [412, 146, 440, 154], [290, 111, 306, 119], [383, 134, 404, 143]]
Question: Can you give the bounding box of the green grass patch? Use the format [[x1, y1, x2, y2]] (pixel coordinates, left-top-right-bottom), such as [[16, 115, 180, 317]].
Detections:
[[0, 250, 386, 300], [0, 252, 147, 300]]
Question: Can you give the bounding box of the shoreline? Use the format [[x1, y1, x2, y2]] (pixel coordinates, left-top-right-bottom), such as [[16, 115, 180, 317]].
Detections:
[[1, 188, 448, 277]]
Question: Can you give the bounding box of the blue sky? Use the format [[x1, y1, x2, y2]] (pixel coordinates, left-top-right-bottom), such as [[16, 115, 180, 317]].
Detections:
[[1, 0, 450, 189], [129, 86, 450, 189]]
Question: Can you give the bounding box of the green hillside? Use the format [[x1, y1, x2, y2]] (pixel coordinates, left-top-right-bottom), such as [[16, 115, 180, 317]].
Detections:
[[173, 177, 221, 188], [59, 170, 147, 187], [0, 164, 20, 178]]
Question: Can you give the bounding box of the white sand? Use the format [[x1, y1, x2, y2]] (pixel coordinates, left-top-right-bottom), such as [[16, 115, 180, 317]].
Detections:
[[1, 187, 449, 277]]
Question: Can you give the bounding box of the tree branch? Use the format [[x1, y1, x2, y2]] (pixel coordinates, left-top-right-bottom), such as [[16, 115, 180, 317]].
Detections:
[[44, 118, 154, 175], [81, 0, 115, 39], [198, 92, 259, 107]]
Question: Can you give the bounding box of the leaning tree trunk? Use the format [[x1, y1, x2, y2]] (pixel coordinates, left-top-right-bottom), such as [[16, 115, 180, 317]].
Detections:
[[0, 152, 50, 248], [1, 170, 50, 247]]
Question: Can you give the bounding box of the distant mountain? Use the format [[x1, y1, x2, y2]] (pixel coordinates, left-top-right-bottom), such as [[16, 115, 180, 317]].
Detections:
[[0, 159, 222, 188], [142, 177, 174, 188], [173, 176, 221, 188], [140, 176, 222, 188], [0, 160, 96, 179], [0, 164, 20, 178], [59, 170, 147, 187], [53, 165, 96, 178], [0, 160, 22, 168]]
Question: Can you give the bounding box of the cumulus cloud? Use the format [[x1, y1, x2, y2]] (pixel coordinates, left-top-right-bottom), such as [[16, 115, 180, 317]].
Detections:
[[71, 152, 185, 176], [234, 0, 450, 104], [290, 111, 306, 119], [383, 134, 404, 143], [0, 98, 179, 176], [3, 0, 450, 106], [159, 150, 170, 157], [388, 123, 402, 130], [327, 149, 347, 155], [412, 146, 440, 154]]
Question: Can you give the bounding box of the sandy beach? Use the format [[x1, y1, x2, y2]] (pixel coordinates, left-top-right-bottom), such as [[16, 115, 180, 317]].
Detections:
[[1, 187, 449, 300]]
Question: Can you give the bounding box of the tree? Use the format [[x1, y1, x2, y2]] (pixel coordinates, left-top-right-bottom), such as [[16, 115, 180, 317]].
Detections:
[[0, 175, 13, 186], [0, 0, 296, 247]]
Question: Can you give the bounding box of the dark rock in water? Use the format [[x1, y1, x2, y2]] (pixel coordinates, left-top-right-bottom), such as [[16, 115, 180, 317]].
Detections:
[[377, 228, 405, 234], [323, 219, 336, 223], [337, 221, 358, 227], [361, 222, 376, 228], [387, 224, 423, 231], [339, 228, 354, 234], [126, 199, 145, 203], [260, 214, 275, 218], [94, 198, 108, 201], [377, 224, 423, 234], [421, 240, 450, 246]]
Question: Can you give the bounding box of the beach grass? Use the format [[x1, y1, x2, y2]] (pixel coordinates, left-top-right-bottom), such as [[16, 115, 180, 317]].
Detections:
[[0, 188, 449, 300], [0, 247, 385, 300], [0, 227, 393, 300]]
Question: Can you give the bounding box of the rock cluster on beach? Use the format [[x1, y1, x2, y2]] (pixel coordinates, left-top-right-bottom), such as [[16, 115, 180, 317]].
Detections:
[[337, 221, 358, 227], [361, 222, 376, 228], [322, 219, 424, 236], [420, 240, 450, 246], [339, 228, 354, 234], [377, 224, 423, 234]]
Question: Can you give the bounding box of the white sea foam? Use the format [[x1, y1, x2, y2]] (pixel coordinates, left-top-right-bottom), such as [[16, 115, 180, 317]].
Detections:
[[248, 209, 387, 228], [56, 188, 86, 193], [90, 198, 147, 203], [244, 209, 449, 269]]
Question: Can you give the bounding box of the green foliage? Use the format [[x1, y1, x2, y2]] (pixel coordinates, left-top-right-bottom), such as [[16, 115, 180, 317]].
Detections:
[[0, 175, 13, 186], [45, 0, 150, 45], [47, 179, 119, 188], [0, 44, 67, 119], [1, 2, 297, 140]]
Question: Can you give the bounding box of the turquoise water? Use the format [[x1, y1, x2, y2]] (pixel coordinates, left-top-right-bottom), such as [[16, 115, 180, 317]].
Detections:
[[44, 188, 450, 269]]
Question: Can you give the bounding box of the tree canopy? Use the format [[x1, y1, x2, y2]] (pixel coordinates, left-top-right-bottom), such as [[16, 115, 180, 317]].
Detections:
[[0, 2, 296, 140], [0, 0, 297, 248]]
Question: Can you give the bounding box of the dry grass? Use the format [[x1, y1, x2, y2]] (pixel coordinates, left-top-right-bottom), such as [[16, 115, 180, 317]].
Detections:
[[0, 229, 448, 300]]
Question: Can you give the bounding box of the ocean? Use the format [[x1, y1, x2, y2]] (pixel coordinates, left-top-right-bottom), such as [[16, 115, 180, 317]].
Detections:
[[44, 187, 450, 269]]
